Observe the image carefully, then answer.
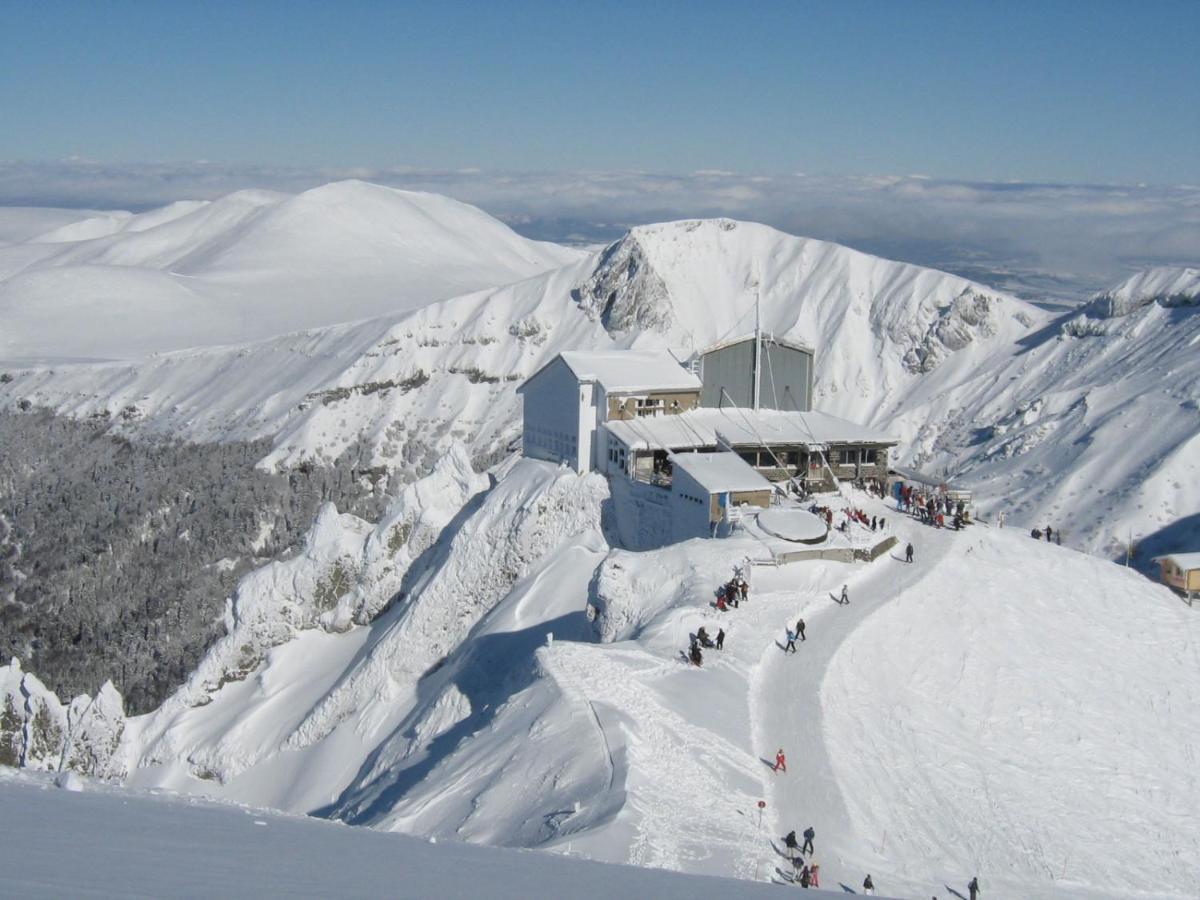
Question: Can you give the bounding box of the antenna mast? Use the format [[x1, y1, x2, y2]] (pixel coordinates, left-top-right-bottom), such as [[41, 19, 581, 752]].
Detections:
[[752, 276, 762, 411]]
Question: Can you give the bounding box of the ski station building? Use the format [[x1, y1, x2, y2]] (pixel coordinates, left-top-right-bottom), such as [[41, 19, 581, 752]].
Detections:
[[1152, 553, 1200, 604], [517, 335, 899, 543]]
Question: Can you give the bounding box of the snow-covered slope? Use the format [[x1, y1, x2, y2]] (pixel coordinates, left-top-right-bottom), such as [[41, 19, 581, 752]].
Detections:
[[0, 767, 799, 900], [0, 181, 582, 360], [13, 469, 1195, 897], [11, 214, 1196, 551]]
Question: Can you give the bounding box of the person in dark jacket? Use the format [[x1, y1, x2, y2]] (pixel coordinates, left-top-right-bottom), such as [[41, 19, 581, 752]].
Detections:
[[795, 617, 806, 641], [783, 829, 798, 858], [801, 825, 815, 854], [968, 876, 980, 900], [715, 628, 725, 650], [863, 873, 875, 895], [905, 542, 914, 563], [784, 629, 798, 653]]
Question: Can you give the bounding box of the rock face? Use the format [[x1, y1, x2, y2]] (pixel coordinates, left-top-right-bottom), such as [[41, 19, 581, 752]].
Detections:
[[0, 658, 125, 778], [574, 232, 675, 336], [1085, 266, 1200, 319]]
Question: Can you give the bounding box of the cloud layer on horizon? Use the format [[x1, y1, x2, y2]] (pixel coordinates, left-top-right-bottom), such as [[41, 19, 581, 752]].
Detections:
[[2, 159, 1197, 302]]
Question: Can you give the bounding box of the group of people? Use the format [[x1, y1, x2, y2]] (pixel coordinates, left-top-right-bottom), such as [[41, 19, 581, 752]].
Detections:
[[842, 506, 886, 532], [715, 575, 749, 611], [897, 486, 970, 530], [781, 827, 823, 888], [783, 615, 807, 652], [687, 624, 726, 665], [688, 627, 722, 664], [1030, 524, 1061, 545]]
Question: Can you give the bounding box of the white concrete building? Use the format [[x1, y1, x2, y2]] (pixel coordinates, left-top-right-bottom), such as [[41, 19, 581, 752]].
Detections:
[[517, 350, 701, 473], [669, 451, 773, 540]]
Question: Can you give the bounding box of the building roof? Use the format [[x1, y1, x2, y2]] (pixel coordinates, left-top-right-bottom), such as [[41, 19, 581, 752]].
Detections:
[[889, 465, 968, 493], [557, 350, 701, 393], [603, 408, 899, 452], [1152, 553, 1200, 571], [670, 451, 773, 493], [700, 333, 814, 357]]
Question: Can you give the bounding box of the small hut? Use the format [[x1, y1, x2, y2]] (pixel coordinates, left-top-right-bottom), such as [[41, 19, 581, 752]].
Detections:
[[1152, 553, 1200, 604]]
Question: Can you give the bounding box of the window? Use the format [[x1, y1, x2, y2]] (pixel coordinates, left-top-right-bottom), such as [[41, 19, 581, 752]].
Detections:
[[738, 450, 759, 467], [863, 448, 877, 464]]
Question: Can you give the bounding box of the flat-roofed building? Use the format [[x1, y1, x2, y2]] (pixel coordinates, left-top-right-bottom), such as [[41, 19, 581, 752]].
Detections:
[[517, 350, 700, 473], [602, 407, 897, 492], [670, 451, 773, 540]]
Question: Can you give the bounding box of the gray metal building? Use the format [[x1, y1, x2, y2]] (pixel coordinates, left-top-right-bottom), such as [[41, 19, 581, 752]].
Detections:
[[697, 335, 813, 411]]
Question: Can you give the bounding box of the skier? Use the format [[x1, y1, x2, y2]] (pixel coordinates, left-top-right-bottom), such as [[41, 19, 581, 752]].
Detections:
[[728, 580, 740, 608], [801, 825, 814, 854], [795, 617, 806, 641], [1045, 524, 1053, 542], [715, 628, 725, 650], [863, 874, 875, 895], [783, 829, 798, 859], [809, 863, 820, 888], [716, 593, 728, 612], [799, 865, 811, 888], [968, 876, 980, 900], [784, 628, 798, 654], [840, 584, 849, 605], [774, 748, 787, 773], [905, 542, 914, 563], [697, 626, 712, 648], [689, 642, 703, 667]]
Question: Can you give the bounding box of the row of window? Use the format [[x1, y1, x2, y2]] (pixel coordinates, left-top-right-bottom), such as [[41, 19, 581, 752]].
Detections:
[[527, 425, 578, 459], [732, 446, 884, 468]]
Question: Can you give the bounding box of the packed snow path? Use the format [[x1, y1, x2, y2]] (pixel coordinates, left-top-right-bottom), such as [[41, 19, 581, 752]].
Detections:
[[754, 503, 956, 896], [750, 495, 1200, 900]]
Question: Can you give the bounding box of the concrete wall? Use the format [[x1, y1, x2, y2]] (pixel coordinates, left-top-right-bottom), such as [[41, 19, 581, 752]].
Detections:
[[672, 467, 716, 541], [521, 357, 588, 472]]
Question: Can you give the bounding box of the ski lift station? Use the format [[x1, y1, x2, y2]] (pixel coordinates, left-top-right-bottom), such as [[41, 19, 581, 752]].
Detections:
[[517, 334, 898, 546]]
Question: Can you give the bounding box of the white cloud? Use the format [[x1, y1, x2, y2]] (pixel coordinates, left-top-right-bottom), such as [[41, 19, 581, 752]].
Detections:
[[1, 159, 1197, 302]]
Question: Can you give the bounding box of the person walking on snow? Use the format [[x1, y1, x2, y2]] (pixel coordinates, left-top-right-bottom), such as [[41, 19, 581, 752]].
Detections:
[[809, 863, 820, 888], [715, 628, 725, 650], [840, 584, 849, 605], [968, 876, 980, 900], [774, 748, 787, 773], [798, 865, 811, 888], [1045, 525, 1053, 542], [795, 617, 806, 641], [863, 874, 875, 895], [783, 829, 798, 859], [905, 542, 914, 563], [784, 628, 798, 653], [801, 826, 814, 854]]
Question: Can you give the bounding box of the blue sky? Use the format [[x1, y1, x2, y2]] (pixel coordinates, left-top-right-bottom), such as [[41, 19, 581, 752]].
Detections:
[[3, 0, 1198, 183]]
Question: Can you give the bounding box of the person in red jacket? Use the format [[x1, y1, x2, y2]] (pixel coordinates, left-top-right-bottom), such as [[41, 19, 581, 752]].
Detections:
[[774, 748, 787, 773]]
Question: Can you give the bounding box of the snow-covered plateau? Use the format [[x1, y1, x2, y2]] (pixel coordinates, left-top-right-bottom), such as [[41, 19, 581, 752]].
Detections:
[[1, 184, 1197, 899]]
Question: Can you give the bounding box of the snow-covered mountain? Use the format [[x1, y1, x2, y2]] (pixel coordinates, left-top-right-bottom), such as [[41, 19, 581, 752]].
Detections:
[[1, 187, 1198, 899], [4, 215, 1195, 553], [0, 181, 581, 361]]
